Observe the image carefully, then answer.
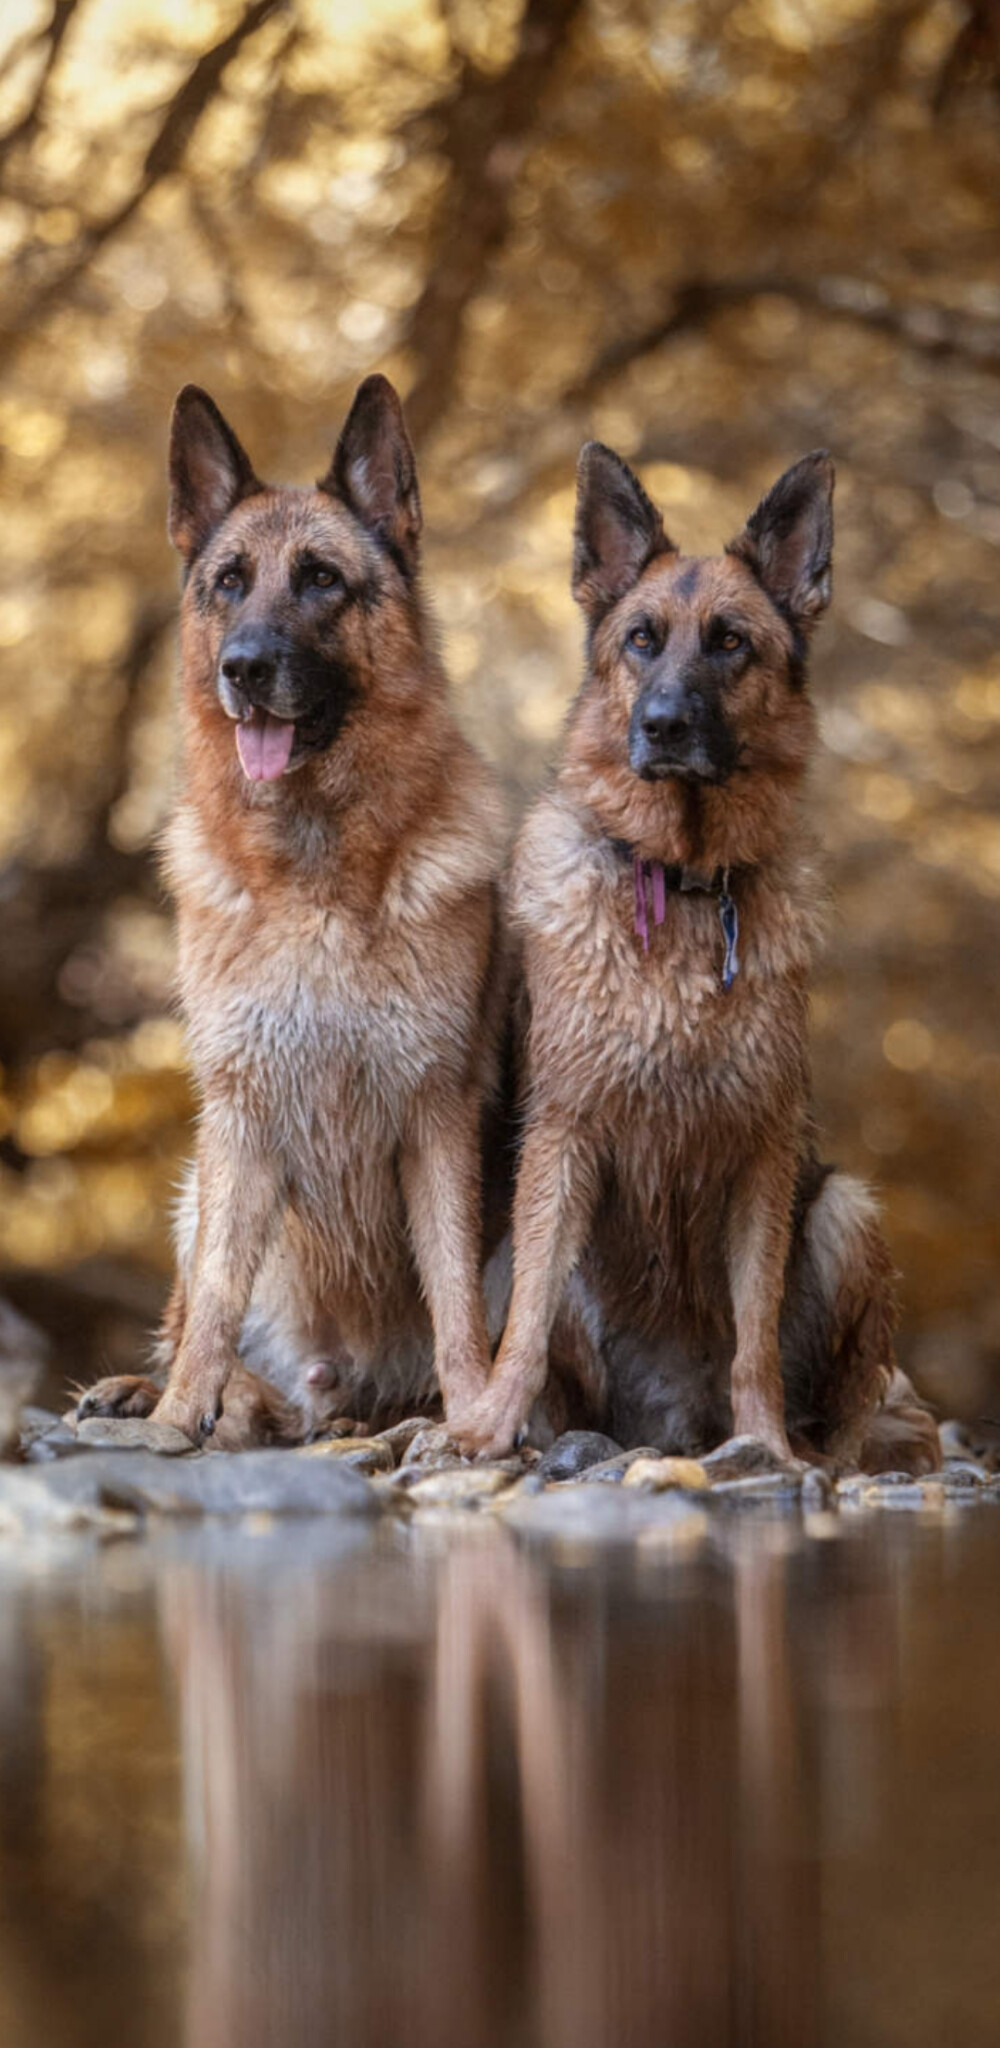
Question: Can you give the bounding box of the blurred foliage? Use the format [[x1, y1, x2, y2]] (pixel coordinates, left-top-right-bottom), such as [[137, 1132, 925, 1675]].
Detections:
[[0, 0, 998, 1410]]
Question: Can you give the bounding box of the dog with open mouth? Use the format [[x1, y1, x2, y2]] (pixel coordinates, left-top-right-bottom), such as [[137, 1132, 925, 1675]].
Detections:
[[451, 441, 939, 1473], [75, 375, 507, 1447]]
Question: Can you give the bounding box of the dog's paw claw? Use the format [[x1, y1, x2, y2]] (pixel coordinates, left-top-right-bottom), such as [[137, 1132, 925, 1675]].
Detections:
[[71, 1374, 162, 1423]]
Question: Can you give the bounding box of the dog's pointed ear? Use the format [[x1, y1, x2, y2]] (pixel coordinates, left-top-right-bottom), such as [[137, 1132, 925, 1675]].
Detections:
[[572, 443, 674, 619], [168, 387, 261, 563], [320, 375, 421, 576], [729, 452, 835, 628]]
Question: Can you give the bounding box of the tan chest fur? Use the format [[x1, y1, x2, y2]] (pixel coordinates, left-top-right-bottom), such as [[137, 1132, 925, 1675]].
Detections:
[[512, 792, 822, 1164], [165, 799, 499, 1264]]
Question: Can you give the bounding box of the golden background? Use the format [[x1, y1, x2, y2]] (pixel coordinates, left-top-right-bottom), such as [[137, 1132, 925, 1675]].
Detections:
[[0, 0, 997, 1414]]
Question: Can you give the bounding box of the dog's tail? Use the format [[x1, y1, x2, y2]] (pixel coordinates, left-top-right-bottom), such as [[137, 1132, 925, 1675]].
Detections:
[[858, 1366, 941, 1476]]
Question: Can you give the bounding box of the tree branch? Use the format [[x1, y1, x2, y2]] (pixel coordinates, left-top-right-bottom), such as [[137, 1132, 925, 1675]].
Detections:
[[569, 273, 1000, 405], [401, 0, 585, 444], [0, 0, 288, 370], [0, 0, 81, 174]]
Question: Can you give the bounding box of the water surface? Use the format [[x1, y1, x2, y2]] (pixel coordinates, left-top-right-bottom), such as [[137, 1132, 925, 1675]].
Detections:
[[1, 1504, 998, 2048]]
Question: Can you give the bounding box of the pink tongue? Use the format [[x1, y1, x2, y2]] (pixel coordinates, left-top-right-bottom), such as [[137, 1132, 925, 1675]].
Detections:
[[235, 711, 295, 782]]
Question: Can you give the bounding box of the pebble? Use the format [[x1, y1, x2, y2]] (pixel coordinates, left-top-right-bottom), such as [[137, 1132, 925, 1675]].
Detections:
[[577, 1449, 662, 1485], [18, 1404, 65, 1444], [399, 1425, 468, 1472], [940, 1460, 987, 1491], [536, 1431, 623, 1482], [394, 1449, 528, 1492], [299, 1436, 394, 1475], [622, 1456, 709, 1493], [20, 1409, 82, 1462], [407, 1467, 512, 1507], [370, 1416, 428, 1463]]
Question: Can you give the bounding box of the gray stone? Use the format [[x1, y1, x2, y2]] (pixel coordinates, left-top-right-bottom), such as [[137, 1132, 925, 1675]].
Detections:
[[577, 1448, 663, 1486], [536, 1431, 623, 1482], [399, 1425, 466, 1472], [0, 1448, 381, 1522], [19, 1409, 81, 1461], [75, 1416, 197, 1456], [940, 1460, 987, 1490], [702, 1435, 800, 1483], [398, 1423, 539, 1481], [394, 1448, 528, 1491], [371, 1416, 430, 1463], [18, 1405, 65, 1443]]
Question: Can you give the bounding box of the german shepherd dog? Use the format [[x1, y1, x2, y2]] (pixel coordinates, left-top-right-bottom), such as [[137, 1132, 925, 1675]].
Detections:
[[453, 443, 939, 1472], [76, 376, 506, 1447]]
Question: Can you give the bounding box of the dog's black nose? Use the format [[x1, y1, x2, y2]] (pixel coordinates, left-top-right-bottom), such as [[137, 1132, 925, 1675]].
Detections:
[[219, 640, 278, 693], [641, 691, 695, 749]]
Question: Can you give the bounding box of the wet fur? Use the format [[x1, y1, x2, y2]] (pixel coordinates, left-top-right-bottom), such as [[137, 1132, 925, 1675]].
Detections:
[[454, 445, 938, 1473], [77, 378, 507, 1446]]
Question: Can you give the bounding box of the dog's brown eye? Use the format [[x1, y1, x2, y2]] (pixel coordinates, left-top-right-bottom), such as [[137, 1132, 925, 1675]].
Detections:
[[629, 627, 651, 651], [306, 565, 341, 591], [721, 630, 744, 653], [218, 568, 242, 592]]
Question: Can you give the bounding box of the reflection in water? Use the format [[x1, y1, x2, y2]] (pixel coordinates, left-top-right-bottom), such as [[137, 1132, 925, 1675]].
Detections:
[[1, 1509, 999, 2048]]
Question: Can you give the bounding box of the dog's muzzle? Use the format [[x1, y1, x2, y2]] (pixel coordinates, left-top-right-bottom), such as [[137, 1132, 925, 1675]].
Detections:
[[629, 684, 732, 784]]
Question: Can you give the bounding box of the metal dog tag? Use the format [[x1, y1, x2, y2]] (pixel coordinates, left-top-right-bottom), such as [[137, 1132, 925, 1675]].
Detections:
[[719, 889, 739, 990]]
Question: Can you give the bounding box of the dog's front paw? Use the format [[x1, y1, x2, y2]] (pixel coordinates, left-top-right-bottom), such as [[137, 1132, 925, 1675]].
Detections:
[[73, 1375, 162, 1423], [152, 1337, 240, 1445], [704, 1431, 805, 1482], [446, 1387, 528, 1463], [154, 1375, 228, 1445]]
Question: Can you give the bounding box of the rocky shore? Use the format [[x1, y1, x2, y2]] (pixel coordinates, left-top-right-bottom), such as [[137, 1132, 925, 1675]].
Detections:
[[0, 1405, 997, 1540]]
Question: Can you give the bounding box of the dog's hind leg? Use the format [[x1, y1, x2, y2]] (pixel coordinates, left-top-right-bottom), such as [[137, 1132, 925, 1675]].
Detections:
[[783, 1171, 940, 1473], [856, 1367, 941, 1475]]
